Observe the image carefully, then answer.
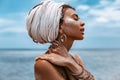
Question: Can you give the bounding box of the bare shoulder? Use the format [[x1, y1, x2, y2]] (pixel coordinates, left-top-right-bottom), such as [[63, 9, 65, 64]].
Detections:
[[34, 59, 58, 74], [34, 59, 64, 80], [35, 59, 51, 68], [34, 59, 52, 72]]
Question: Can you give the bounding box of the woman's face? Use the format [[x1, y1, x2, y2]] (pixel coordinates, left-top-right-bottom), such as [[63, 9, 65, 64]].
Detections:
[[60, 8, 85, 40]]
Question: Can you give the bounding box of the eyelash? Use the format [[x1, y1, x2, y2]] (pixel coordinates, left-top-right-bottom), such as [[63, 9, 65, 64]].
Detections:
[[74, 17, 80, 21]]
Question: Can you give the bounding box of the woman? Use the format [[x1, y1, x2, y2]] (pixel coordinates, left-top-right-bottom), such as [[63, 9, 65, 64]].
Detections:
[[26, 0, 95, 80]]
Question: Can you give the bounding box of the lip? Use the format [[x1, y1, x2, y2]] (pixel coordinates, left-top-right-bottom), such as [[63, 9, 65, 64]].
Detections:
[[82, 32, 84, 35], [80, 28, 85, 35], [80, 28, 84, 32]]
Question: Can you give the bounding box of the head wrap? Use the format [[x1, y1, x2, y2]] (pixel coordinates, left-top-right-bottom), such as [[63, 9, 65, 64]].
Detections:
[[26, 0, 65, 44]]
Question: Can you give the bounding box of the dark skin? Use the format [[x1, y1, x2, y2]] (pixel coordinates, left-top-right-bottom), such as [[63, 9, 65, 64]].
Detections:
[[34, 8, 86, 80]]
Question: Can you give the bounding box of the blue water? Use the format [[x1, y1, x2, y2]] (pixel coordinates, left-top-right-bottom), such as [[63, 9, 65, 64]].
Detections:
[[0, 50, 120, 80]]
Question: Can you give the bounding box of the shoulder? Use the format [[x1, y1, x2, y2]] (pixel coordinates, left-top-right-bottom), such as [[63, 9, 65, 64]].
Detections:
[[34, 59, 56, 75], [34, 54, 56, 72], [34, 59, 64, 80], [34, 59, 51, 72], [34, 59, 52, 80]]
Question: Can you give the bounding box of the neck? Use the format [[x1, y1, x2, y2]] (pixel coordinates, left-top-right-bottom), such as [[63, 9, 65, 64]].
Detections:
[[63, 37, 74, 51], [50, 34, 74, 52]]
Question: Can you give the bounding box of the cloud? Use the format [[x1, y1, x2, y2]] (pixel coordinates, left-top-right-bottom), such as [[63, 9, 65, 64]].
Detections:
[[99, 0, 112, 7], [0, 27, 26, 34], [77, 5, 90, 11], [54, 0, 72, 3], [77, 0, 120, 28], [0, 12, 27, 34], [89, 7, 120, 23], [75, 0, 120, 39], [96, 16, 109, 23], [0, 18, 15, 27]]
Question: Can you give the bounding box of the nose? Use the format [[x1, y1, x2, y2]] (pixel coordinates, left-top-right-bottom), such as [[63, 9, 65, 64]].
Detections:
[[80, 21, 85, 26]]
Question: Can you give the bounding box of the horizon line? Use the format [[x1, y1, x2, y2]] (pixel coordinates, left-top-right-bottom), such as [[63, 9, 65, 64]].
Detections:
[[0, 48, 120, 51]]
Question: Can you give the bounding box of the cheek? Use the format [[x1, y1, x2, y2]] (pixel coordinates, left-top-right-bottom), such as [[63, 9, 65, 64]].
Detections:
[[62, 18, 80, 35], [64, 18, 76, 26]]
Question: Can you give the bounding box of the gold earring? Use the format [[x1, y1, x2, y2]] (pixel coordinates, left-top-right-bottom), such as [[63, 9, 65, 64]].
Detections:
[[60, 34, 67, 43]]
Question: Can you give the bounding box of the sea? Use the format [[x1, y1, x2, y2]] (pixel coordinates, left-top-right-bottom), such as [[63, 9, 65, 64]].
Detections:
[[0, 49, 120, 80]]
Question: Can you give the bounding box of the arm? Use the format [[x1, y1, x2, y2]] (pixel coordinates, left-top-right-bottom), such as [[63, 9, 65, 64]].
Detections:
[[37, 53, 94, 80], [34, 59, 64, 80], [66, 54, 95, 80], [71, 54, 84, 67], [38, 54, 94, 80]]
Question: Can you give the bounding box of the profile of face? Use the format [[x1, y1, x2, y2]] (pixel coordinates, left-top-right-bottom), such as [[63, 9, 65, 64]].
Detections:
[[60, 8, 85, 40]]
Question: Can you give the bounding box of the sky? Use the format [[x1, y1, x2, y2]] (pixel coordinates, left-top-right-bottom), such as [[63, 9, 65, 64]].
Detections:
[[0, 0, 120, 49]]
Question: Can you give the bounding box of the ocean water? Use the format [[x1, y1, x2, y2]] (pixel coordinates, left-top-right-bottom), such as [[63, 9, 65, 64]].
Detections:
[[0, 50, 120, 80]]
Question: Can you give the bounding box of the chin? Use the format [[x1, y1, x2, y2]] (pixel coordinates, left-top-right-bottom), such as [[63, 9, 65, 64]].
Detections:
[[76, 37, 84, 40], [80, 36, 84, 40], [80, 38, 84, 40]]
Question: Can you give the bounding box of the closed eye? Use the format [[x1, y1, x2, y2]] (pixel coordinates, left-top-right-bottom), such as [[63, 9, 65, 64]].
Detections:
[[74, 17, 80, 21], [72, 14, 80, 21]]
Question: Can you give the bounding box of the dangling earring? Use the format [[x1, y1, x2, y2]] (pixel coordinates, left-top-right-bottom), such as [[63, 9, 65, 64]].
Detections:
[[60, 34, 67, 44]]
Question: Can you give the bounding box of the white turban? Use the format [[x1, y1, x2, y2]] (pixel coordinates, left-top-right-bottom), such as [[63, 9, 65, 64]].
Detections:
[[26, 0, 65, 44]]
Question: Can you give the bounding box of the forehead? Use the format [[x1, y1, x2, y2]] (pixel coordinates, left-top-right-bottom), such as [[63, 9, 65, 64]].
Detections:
[[63, 8, 77, 17]]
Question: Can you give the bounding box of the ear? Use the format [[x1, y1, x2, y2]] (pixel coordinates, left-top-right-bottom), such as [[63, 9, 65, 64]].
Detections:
[[59, 28, 63, 34]]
